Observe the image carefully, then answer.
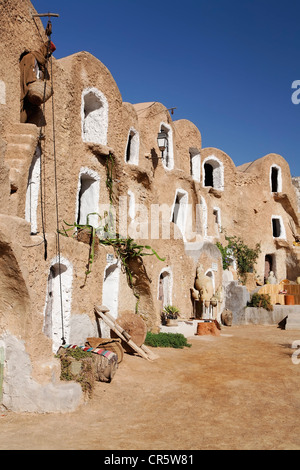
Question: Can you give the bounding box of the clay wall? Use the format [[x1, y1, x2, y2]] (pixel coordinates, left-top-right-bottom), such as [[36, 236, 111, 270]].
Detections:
[[0, 0, 299, 405]]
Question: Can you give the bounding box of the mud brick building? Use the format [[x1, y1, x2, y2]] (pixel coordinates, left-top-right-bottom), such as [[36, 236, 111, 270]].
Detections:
[[0, 0, 299, 412]]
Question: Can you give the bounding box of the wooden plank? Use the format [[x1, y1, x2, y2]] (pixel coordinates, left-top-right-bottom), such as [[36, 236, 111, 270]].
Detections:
[[140, 344, 160, 361], [95, 306, 154, 361]]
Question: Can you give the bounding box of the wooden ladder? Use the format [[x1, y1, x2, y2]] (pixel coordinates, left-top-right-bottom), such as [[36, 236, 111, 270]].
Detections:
[[94, 305, 159, 362]]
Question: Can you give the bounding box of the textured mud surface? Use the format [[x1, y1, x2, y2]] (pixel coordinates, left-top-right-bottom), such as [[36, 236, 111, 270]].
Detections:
[[1, 325, 300, 450]]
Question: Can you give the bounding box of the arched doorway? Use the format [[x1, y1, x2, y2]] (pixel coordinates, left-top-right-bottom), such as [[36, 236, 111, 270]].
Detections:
[[101, 261, 121, 337], [25, 145, 41, 235], [158, 268, 172, 309], [43, 257, 73, 353]]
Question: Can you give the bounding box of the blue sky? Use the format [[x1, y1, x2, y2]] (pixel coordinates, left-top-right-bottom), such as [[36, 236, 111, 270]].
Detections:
[[33, 0, 300, 176]]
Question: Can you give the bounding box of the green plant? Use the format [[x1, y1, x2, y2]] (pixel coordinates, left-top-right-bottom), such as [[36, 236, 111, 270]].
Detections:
[[216, 234, 261, 284], [163, 305, 180, 319], [105, 152, 115, 204], [59, 214, 165, 311], [57, 349, 94, 397], [248, 293, 273, 311], [58, 151, 165, 311], [216, 241, 231, 270], [145, 332, 191, 349]]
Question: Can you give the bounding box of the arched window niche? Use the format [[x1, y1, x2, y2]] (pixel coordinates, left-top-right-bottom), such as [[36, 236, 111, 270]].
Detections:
[[101, 260, 121, 337], [158, 267, 173, 308], [189, 147, 201, 182], [171, 189, 189, 241], [271, 215, 286, 239], [202, 155, 224, 191], [270, 164, 282, 193], [125, 127, 139, 165], [75, 167, 100, 228], [81, 87, 108, 145], [43, 256, 73, 353], [159, 122, 174, 170], [25, 145, 41, 235]]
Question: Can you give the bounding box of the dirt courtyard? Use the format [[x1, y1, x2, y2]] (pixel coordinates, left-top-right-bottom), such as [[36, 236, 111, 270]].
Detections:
[[1, 324, 300, 450]]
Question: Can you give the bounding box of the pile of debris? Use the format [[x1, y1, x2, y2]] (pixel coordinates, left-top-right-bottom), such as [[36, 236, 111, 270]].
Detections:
[[57, 305, 159, 397]]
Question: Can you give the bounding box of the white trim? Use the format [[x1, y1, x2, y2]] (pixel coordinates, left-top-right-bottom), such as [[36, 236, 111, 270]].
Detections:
[[213, 206, 222, 235], [25, 146, 41, 234], [43, 256, 73, 353], [81, 87, 108, 145], [101, 261, 121, 337], [125, 127, 139, 165], [75, 167, 100, 228], [271, 215, 286, 239], [270, 164, 282, 193], [158, 267, 173, 307], [128, 190, 136, 221], [171, 189, 189, 241], [159, 122, 174, 170], [200, 195, 208, 238], [190, 148, 201, 182], [0, 80, 5, 105], [202, 155, 224, 191]]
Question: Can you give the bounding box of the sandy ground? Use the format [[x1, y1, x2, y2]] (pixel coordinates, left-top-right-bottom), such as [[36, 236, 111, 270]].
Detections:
[[1, 324, 300, 451]]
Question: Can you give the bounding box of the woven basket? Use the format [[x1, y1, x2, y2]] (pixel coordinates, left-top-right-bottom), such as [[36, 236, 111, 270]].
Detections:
[[27, 80, 53, 106]]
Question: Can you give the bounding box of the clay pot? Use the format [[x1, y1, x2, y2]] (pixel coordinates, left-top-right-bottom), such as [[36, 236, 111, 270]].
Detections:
[[285, 295, 295, 306], [166, 319, 178, 327]]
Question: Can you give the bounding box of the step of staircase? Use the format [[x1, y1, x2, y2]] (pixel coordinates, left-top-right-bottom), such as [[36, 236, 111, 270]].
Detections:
[[285, 306, 300, 330]]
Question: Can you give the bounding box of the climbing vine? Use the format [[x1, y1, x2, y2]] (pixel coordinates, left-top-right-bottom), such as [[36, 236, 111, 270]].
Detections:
[[216, 234, 261, 284], [59, 152, 165, 311], [59, 214, 165, 310], [105, 152, 115, 204]]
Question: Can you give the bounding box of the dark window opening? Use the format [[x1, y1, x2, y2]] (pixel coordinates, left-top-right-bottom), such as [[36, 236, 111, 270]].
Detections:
[[189, 153, 193, 176], [264, 254, 273, 282], [204, 163, 214, 187], [172, 195, 180, 224], [83, 91, 102, 119], [272, 218, 281, 238], [10, 184, 17, 195], [126, 133, 133, 162], [271, 167, 279, 192]]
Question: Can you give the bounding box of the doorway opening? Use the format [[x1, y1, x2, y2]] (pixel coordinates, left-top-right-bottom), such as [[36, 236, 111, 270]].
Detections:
[[158, 268, 172, 308], [76, 168, 100, 227], [101, 261, 121, 337], [25, 145, 41, 235], [264, 254, 275, 283], [43, 258, 73, 353], [171, 189, 188, 240]]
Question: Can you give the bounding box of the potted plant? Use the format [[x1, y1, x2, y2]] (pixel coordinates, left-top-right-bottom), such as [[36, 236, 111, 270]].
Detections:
[[162, 305, 180, 326]]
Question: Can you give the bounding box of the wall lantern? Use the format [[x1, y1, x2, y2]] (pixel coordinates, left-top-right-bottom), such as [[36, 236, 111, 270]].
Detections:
[[157, 131, 168, 154]]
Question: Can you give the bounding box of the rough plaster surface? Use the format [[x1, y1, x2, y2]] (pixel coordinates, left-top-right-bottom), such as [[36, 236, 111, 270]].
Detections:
[[225, 281, 250, 324], [0, 0, 300, 413], [1, 333, 82, 413]]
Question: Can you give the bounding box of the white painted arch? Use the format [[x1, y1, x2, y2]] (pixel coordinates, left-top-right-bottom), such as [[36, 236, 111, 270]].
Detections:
[[202, 155, 224, 191], [81, 87, 108, 145]]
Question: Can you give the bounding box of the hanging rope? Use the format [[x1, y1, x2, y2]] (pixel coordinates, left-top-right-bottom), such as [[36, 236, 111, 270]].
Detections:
[[49, 44, 66, 346], [37, 21, 65, 346], [39, 44, 51, 262]]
